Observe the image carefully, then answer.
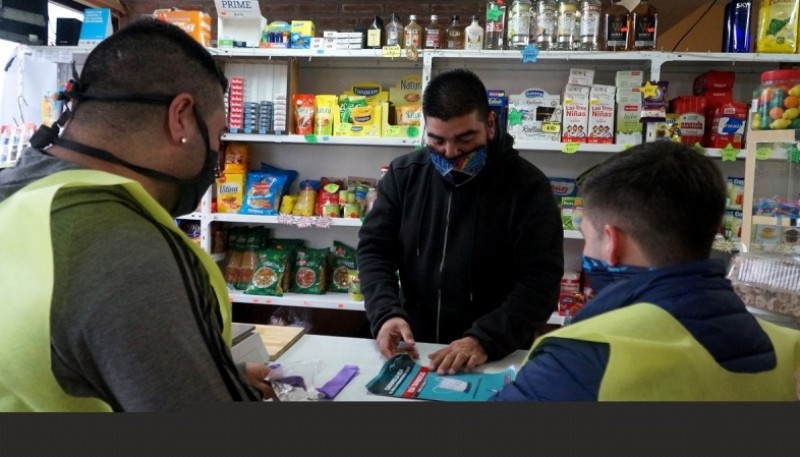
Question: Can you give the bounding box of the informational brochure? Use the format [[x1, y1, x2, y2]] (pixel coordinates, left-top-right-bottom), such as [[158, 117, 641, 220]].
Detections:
[[365, 353, 516, 402]]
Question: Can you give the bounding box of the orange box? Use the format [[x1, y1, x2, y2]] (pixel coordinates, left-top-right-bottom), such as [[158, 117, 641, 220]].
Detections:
[[154, 9, 212, 46]]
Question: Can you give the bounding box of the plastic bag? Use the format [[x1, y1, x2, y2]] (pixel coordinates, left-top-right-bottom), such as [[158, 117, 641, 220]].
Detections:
[[267, 359, 324, 401]]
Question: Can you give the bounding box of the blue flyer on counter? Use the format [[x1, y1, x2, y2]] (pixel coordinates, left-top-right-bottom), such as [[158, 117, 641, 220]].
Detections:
[[365, 353, 516, 401]]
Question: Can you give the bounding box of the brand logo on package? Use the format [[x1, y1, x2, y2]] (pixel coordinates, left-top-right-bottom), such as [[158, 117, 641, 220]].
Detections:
[[215, 0, 261, 18]]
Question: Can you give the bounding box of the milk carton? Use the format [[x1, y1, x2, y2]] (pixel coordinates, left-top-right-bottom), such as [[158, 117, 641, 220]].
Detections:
[[562, 85, 590, 143], [508, 88, 562, 143], [588, 85, 616, 144]]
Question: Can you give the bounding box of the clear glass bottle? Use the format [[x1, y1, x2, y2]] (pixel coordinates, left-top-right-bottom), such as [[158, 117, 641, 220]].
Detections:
[[446, 15, 465, 49], [603, 0, 629, 51], [485, 0, 507, 49], [385, 13, 403, 46], [464, 15, 485, 50], [404, 14, 422, 48], [507, 0, 533, 49], [553, 0, 578, 51], [579, 0, 602, 51], [534, 0, 557, 50], [424, 14, 445, 49], [572, 0, 583, 50], [367, 15, 384, 48], [628, 0, 657, 50]]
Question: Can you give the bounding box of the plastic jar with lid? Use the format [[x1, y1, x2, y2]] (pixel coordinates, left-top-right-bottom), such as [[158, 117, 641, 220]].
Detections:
[[752, 69, 800, 130]]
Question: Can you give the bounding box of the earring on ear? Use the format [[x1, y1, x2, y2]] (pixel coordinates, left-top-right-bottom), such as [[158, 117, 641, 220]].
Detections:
[[180, 137, 187, 144]]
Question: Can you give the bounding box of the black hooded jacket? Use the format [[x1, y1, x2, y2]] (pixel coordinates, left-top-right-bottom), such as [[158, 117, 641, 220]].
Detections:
[[357, 133, 564, 360]]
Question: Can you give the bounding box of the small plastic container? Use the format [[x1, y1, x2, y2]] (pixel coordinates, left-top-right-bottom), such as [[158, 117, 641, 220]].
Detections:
[[751, 69, 800, 130]]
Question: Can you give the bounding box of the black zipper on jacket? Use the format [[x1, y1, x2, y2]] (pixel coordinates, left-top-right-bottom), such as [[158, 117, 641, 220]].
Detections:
[[436, 190, 453, 343]]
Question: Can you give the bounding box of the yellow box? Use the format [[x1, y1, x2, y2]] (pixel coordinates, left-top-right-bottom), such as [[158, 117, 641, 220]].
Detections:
[[334, 102, 382, 137], [381, 101, 421, 139], [154, 9, 212, 46], [290, 20, 315, 49], [216, 173, 245, 213]]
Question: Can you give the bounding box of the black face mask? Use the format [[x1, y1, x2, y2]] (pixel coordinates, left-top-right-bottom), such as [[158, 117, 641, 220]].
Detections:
[[29, 67, 220, 217]]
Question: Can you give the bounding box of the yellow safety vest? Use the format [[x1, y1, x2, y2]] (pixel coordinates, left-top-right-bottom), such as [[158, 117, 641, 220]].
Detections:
[[0, 170, 231, 411], [530, 303, 800, 401]]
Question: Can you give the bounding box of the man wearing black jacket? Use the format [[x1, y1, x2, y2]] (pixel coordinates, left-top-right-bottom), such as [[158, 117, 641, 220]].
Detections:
[[357, 69, 564, 375]]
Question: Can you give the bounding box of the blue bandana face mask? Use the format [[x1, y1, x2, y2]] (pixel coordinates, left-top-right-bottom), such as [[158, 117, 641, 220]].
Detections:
[[582, 256, 654, 294], [428, 146, 488, 186]]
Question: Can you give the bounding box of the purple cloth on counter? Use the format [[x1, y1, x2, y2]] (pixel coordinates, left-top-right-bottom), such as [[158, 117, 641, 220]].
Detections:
[[318, 365, 360, 399]]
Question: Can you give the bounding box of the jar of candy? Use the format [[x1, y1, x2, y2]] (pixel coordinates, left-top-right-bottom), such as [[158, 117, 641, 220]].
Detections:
[[752, 69, 800, 130]]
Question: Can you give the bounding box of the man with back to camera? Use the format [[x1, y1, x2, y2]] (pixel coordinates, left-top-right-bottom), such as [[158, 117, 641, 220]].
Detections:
[[492, 142, 800, 401], [0, 19, 272, 411], [357, 69, 564, 375]]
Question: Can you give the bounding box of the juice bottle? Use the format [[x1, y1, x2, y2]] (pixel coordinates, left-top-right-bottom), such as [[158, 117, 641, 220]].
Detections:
[[424, 14, 445, 49], [446, 15, 465, 49], [465, 15, 485, 49], [385, 13, 403, 46], [603, 0, 629, 51], [405, 14, 422, 48], [628, 0, 657, 50]]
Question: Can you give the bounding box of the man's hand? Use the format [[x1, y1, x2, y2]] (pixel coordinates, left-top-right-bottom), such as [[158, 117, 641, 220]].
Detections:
[[428, 336, 488, 375], [244, 362, 278, 401], [376, 317, 419, 359]]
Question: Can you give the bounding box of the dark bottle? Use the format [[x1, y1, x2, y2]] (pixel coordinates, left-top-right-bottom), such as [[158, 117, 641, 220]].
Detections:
[[603, 0, 629, 51], [628, 0, 657, 50], [368, 15, 384, 48], [446, 15, 465, 49], [729, 0, 752, 53]]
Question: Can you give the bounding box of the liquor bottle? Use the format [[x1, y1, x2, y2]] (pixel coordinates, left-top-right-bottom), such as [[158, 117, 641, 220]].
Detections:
[[485, 0, 507, 49], [603, 0, 629, 51], [464, 15, 485, 50], [507, 0, 533, 49], [446, 15, 465, 49], [553, 0, 578, 51], [424, 14, 445, 49], [534, 0, 557, 50], [572, 0, 583, 50], [385, 13, 403, 46], [404, 14, 422, 48], [729, 0, 752, 53], [579, 0, 602, 51], [367, 15, 384, 48], [628, 0, 657, 50]]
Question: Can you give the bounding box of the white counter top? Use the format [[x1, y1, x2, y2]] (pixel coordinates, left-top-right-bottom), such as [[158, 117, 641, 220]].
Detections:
[[272, 334, 528, 401]]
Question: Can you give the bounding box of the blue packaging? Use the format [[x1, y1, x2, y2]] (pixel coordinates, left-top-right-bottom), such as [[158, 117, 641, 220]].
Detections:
[[724, 0, 751, 53]]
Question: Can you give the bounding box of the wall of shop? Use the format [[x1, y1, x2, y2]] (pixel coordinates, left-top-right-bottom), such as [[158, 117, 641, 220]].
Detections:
[[119, 0, 727, 52]]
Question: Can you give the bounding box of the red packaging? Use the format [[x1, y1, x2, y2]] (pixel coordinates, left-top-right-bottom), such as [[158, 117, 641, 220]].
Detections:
[[693, 70, 735, 95], [671, 96, 707, 146], [707, 103, 748, 148], [558, 272, 581, 315]]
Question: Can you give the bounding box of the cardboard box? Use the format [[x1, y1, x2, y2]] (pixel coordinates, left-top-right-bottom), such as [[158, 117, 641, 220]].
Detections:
[[290, 20, 315, 49], [216, 173, 245, 213], [154, 10, 212, 46], [562, 85, 590, 143], [616, 87, 643, 146], [215, 0, 266, 48], [588, 85, 616, 144], [561, 197, 584, 231], [507, 88, 562, 143]]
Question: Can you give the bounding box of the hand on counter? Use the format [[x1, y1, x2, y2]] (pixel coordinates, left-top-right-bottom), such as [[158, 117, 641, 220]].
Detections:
[[376, 317, 420, 360], [244, 362, 278, 401], [428, 336, 488, 376]]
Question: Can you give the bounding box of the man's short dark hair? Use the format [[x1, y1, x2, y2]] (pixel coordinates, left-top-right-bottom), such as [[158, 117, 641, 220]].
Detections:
[[580, 142, 727, 266], [422, 69, 489, 122], [71, 18, 227, 131]]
